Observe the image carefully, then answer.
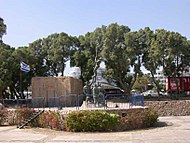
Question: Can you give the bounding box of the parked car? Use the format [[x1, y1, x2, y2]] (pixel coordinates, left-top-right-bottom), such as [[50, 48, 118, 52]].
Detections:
[[142, 90, 159, 97], [160, 90, 168, 97], [104, 88, 125, 100], [131, 90, 141, 95]]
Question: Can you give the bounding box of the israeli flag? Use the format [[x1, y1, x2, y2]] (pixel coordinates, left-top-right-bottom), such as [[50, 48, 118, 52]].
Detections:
[[20, 61, 30, 72]]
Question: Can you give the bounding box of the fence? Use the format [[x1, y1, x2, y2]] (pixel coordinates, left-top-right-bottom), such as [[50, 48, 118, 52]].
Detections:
[[1, 94, 144, 110], [2, 99, 33, 108]]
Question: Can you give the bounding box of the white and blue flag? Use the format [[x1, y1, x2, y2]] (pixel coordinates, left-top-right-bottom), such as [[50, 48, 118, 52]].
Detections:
[[20, 61, 30, 72]]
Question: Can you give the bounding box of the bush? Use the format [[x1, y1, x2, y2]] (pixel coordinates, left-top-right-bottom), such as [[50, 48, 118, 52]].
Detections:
[[14, 108, 36, 125], [125, 113, 144, 130], [2, 109, 64, 130], [117, 110, 144, 131], [0, 109, 8, 125], [142, 108, 158, 128], [2, 108, 158, 132], [37, 111, 64, 130], [117, 108, 158, 131], [6, 110, 17, 125], [65, 110, 120, 132]]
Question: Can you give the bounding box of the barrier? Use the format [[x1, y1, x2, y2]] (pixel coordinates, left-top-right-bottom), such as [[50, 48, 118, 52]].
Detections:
[[1, 94, 131, 109], [130, 94, 144, 107]]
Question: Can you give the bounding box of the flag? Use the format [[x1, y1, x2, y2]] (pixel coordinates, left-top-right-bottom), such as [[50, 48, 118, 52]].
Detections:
[[20, 61, 30, 72]]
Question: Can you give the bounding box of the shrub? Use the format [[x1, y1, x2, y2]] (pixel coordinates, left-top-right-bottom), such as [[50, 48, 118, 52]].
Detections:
[[142, 108, 158, 128], [37, 111, 64, 130], [116, 108, 158, 131], [117, 110, 144, 131], [65, 110, 120, 132], [2, 108, 158, 132], [6, 110, 17, 125], [125, 113, 144, 130], [0, 109, 8, 125], [14, 108, 36, 125]]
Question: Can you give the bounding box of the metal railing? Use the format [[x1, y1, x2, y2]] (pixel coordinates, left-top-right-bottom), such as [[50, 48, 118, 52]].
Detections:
[[1, 94, 144, 110]]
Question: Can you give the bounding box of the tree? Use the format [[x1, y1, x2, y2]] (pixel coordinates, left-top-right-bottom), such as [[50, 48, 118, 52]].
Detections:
[[29, 32, 79, 77], [118, 27, 153, 95], [140, 28, 164, 95], [132, 74, 151, 92], [71, 33, 95, 83], [71, 26, 106, 83], [12, 46, 33, 99], [165, 32, 190, 77], [28, 39, 49, 76], [102, 23, 134, 95], [44, 33, 77, 76], [145, 29, 190, 96], [0, 17, 6, 43], [149, 29, 190, 77], [0, 44, 15, 98]]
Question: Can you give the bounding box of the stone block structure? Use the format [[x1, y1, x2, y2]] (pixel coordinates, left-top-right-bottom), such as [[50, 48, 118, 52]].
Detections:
[[32, 77, 83, 107]]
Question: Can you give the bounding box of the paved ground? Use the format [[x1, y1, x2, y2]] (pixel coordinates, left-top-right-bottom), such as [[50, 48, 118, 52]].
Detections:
[[0, 116, 190, 143]]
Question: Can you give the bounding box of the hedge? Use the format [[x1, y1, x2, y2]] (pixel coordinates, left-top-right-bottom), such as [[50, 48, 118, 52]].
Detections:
[[0, 108, 158, 132]]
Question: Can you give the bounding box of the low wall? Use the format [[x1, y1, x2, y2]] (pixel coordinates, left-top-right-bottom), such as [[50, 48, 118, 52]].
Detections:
[[145, 100, 190, 116], [105, 108, 145, 117]]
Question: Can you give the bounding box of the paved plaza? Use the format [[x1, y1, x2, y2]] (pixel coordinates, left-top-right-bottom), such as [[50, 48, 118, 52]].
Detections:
[[0, 116, 190, 143]]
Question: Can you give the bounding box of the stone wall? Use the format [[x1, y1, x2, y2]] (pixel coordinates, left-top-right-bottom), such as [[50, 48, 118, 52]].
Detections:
[[145, 100, 190, 116], [105, 108, 145, 117]]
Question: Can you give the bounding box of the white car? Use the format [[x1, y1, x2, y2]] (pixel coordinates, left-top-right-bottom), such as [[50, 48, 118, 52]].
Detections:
[[160, 90, 168, 97], [143, 90, 159, 97]]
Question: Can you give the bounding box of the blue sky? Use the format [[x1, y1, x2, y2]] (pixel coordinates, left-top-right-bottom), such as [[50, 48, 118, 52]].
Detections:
[[1, 0, 190, 48]]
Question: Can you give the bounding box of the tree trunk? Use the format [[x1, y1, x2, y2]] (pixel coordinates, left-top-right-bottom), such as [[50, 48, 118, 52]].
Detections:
[[61, 59, 65, 76], [0, 89, 2, 100], [150, 71, 161, 96]]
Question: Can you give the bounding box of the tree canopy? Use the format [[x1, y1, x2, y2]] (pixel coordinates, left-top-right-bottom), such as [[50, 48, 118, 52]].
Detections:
[[0, 17, 7, 43], [0, 17, 190, 98]]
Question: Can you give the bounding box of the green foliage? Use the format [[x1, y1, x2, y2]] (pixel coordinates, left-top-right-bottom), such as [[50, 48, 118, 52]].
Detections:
[[11, 46, 32, 99], [0, 109, 8, 125], [65, 108, 158, 132], [0, 44, 33, 99], [3, 108, 158, 132], [1, 21, 190, 99], [28, 33, 78, 77], [143, 29, 190, 94], [0, 44, 16, 99], [102, 23, 134, 95], [71, 26, 106, 83], [132, 75, 151, 92], [65, 110, 120, 132], [0, 17, 6, 42], [70, 34, 94, 82]]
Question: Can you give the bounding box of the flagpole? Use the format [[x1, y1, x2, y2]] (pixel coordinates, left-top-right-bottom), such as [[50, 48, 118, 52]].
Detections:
[[27, 72, 29, 99], [20, 69, 22, 99], [20, 61, 30, 99]]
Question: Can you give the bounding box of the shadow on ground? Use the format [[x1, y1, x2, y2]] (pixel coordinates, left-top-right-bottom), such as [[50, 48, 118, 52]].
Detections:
[[154, 121, 173, 128]]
